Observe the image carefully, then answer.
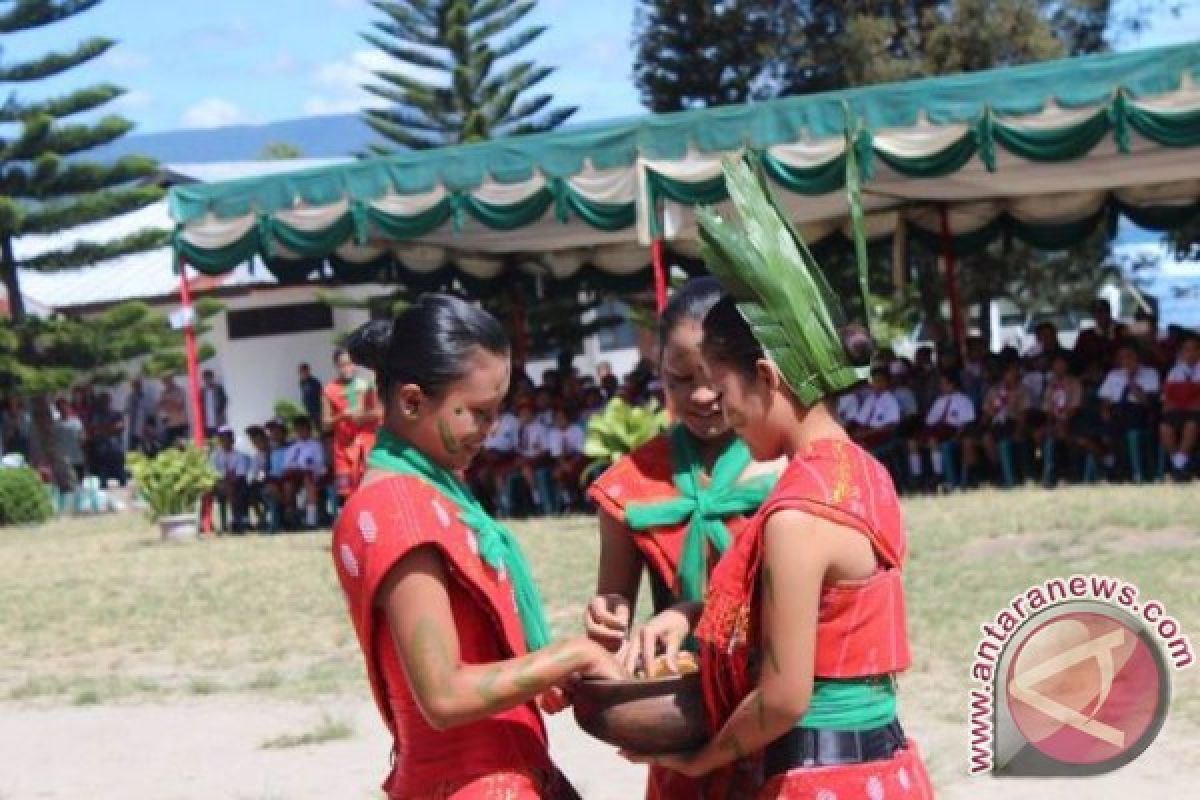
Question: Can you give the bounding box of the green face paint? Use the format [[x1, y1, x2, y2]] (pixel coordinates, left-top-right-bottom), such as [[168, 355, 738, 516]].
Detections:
[[437, 418, 462, 456]]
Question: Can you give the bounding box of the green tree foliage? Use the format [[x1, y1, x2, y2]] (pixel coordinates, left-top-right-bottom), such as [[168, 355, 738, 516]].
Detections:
[[0, 298, 222, 396], [258, 141, 304, 160], [633, 0, 793, 111], [361, 0, 577, 150], [0, 0, 165, 322]]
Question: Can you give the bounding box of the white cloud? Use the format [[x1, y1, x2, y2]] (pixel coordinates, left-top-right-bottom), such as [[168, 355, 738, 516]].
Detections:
[[258, 51, 304, 77], [180, 97, 248, 129], [112, 89, 154, 113], [302, 49, 403, 116], [99, 46, 151, 71]]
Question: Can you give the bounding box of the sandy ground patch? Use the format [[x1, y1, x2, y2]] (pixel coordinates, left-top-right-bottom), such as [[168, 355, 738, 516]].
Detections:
[[2, 697, 1198, 799]]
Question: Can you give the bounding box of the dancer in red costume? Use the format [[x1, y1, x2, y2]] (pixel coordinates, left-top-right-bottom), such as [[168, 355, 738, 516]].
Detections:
[[332, 294, 621, 800], [587, 277, 778, 800], [323, 347, 383, 498], [623, 158, 933, 799]]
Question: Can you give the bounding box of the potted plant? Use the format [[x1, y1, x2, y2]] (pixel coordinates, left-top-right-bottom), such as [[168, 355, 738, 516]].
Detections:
[[126, 444, 218, 541]]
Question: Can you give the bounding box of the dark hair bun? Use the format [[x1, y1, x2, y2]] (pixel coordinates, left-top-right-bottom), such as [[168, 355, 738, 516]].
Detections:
[[839, 323, 875, 367], [345, 319, 394, 374]]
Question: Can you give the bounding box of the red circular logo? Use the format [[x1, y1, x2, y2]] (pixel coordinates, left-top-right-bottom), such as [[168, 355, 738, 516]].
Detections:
[[1005, 610, 1165, 767]]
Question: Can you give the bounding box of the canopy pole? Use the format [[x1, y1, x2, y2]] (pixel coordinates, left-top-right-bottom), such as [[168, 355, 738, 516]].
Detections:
[[938, 205, 966, 358], [178, 260, 205, 448], [651, 239, 667, 314]]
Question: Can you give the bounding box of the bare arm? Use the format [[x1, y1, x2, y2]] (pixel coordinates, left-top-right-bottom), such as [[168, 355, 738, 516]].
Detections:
[[361, 387, 384, 425], [320, 392, 336, 433], [631, 510, 877, 776], [381, 545, 620, 731], [585, 510, 645, 649]]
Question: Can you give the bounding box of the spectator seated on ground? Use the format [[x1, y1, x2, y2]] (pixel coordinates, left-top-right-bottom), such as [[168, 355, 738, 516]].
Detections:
[[980, 361, 1031, 487], [908, 369, 976, 491], [244, 425, 271, 530], [1098, 342, 1161, 483], [508, 399, 550, 516], [209, 426, 250, 533], [849, 366, 903, 480], [281, 416, 326, 529], [545, 406, 587, 513], [262, 418, 291, 531], [1038, 354, 1083, 487], [1159, 334, 1200, 480], [467, 399, 519, 514]]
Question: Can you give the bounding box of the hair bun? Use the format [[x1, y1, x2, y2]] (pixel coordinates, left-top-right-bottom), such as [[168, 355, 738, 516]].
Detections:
[[839, 323, 875, 367], [346, 319, 394, 374]]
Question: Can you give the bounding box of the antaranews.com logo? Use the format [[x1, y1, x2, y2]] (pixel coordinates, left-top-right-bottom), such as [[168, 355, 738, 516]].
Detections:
[[968, 574, 1193, 777]]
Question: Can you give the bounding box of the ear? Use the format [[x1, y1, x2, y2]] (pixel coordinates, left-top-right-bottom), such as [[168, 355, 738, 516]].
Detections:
[[395, 383, 423, 418], [754, 358, 782, 393]]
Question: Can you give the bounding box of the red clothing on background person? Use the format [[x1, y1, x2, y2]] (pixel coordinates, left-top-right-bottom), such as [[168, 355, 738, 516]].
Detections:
[[333, 475, 554, 799], [695, 439, 932, 800], [324, 376, 380, 496]]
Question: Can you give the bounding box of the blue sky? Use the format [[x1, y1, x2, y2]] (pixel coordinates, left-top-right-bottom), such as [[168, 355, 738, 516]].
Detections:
[[7, 0, 1199, 134]]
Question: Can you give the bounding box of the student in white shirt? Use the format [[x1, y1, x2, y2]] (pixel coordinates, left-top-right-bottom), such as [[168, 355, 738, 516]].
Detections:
[[835, 388, 863, 428], [209, 426, 250, 533], [282, 416, 326, 528], [1159, 335, 1200, 477], [546, 406, 587, 513], [849, 367, 901, 449], [466, 402, 521, 515], [908, 370, 977, 488], [1098, 343, 1160, 481], [514, 401, 552, 513]]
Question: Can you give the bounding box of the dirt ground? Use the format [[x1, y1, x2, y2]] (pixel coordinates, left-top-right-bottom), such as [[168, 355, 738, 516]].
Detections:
[[2, 696, 1197, 799]]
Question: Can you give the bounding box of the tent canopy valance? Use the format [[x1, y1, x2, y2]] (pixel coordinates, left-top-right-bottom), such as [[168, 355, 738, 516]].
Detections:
[[168, 42, 1200, 285]]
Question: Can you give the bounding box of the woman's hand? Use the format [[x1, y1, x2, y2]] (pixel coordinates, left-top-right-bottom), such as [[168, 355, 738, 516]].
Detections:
[[620, 748, 711, 778], [538, 637, 624, 715], [584, 593, 631, 650], [620, 604, 695, 677]]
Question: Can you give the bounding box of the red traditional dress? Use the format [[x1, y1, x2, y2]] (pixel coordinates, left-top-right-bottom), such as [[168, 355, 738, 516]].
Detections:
[[324, 377, 380, 496], [589, 426, 773, 800], [695, 438, 933, 800], [333, 475, 556, 799]]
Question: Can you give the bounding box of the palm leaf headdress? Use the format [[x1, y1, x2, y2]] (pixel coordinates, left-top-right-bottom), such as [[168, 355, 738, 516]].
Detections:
[[696, 154, 869, 406]]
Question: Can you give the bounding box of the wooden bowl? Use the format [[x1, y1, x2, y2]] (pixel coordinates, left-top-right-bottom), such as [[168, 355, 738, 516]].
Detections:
[[572, 672, 708, 755]]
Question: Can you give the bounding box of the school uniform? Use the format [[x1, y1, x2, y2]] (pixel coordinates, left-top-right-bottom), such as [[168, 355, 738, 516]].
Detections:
[[922, 392, 976, 441], [1098, 365, 1160, 433], [853, 390, 901, 448], [283, 438, 327, 477]]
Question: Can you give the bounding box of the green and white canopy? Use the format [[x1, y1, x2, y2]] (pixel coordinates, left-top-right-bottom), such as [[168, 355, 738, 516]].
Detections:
[[168, 42, 1200, 294]]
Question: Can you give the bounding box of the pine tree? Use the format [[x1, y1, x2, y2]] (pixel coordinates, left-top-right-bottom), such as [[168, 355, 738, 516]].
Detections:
[[633, 0, 795, 112], [0, 0, 165, 323], [361, 0, 577, 150]]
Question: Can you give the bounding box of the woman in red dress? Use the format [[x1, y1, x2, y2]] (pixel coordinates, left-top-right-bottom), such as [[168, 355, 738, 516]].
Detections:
[[323, 347, 383, 498], [623, 159, 932, 800], [586, 277, 778, 800], [332, 294, 621, 800]]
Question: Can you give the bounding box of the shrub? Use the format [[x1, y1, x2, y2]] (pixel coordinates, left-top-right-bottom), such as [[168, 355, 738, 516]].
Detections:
[[0, 466, 53, 526], [126, 444, 218, 520]]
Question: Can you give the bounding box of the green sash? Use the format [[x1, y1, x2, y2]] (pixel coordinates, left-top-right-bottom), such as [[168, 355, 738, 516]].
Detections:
[[366, 429, 551, 651], [624, 425, 773, 602]]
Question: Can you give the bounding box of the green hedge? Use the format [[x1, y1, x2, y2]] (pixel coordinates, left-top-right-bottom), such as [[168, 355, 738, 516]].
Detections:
[[0, 466, 53, 526]]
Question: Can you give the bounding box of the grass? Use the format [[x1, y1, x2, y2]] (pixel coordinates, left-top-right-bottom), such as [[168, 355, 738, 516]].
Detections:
[[1, 485, 1197, 740], [259, 713, 354, 749]]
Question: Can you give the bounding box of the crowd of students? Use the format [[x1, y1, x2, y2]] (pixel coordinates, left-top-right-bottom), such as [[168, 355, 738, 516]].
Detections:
[[838, 300, 1200, 491]]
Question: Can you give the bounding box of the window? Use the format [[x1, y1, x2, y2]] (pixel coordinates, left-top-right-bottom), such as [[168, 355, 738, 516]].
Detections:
[[226, 302, 333, 340], [595, 301, 638, 353]]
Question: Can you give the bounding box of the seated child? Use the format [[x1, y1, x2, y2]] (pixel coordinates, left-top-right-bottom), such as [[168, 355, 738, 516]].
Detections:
[[282, 416, 326, 528], [1160, 334, 1199, 478], [909, 369, 976, 488]]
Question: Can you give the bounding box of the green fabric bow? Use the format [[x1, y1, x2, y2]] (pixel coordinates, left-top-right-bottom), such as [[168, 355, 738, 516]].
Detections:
[[367, 429, 551, 651], [624, 426, 774, 603]]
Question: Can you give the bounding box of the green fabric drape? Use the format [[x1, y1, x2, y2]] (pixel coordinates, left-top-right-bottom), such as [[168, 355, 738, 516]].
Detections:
[[623, 426, 773, 603], [366, 429, 552, 652]]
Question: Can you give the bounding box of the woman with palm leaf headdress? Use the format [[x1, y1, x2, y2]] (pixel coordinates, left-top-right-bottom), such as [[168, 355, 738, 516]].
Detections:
[[620, 158, 932, 799], [585, 276, 782, 800]]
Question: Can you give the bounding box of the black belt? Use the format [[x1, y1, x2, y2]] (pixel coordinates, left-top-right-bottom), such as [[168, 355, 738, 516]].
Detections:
[[763, 719, 906, 778]]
